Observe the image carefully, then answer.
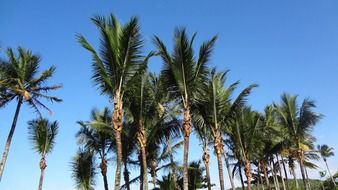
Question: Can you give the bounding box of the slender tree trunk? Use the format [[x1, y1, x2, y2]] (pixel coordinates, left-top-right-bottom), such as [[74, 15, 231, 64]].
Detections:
[[166, 136, 178, 189], [244, 159, 252, 190], [263, 160, 271, 190], [112, 95, 123, 190], [203, 147, 211, 190], [224, 152, 236, 190], [239, 164, 245, 190], [123, 162, 130, 190], [139, 154, 143, 190], [137, 122, 148, 190], [276, 154, 286, 190], [258, 161, 265, 190], [38, 155, 47, 190], [297, 150, 309, 190], [305, 166, 311, 190], [100, 158, 109, 190], [0, 98, 22, 181], [150, 165, 157, 189], [270, 158, 279, 190], [320, 181, 325, 190], [324, 159, 337, 188], [281, 156, 289, 190], [182, 108, 191, 190], [291, 165, 299, 189], [214, 132, 225, 190]]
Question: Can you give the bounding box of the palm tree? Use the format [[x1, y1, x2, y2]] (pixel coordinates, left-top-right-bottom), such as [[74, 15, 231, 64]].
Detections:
[[0, 47, 62, 181], [154, 28, 217, 190], [318, 144, 337, 188], [275, 93, 322, 190], [71, 149, 96, 190], [193, 69, 257, 190], [78, 14, 152, 189], [28, 118, 58, 190], [76, 107, 114, 190]]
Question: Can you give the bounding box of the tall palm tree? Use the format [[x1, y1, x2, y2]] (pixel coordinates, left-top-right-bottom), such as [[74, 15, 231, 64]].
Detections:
[[71, 149, 96, 190], [78, 14, 151, 189], [0, 47, 62, 181], [318, 144, 337, 188], [193, 69, 257, 190], [28, 118, 58, 190], [76, 107, 114, 190], [154, 28, 217, 190], [275, 93, 322, 190]]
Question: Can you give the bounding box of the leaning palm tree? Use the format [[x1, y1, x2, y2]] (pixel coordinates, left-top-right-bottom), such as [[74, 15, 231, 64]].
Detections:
[[71, 149, 96, 190], [28, 118, 58, 190], [193, 69, 257, 190], [76, 107, 114, 190], [154, 28, 217, 190], [318, 144, 337, 188], [78, 14, 152, 189], [275, 93, 322, 190], [0, 47, 62, 181]]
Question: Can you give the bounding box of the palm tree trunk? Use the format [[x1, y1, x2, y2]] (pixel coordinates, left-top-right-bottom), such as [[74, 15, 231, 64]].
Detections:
[[38, 156, 47, 190], [291, 165, 299, 189], [324, 160, 337, 188], [203, 148, 211, 190], [112, 96, 123, 190], [139, 154, 143, 190], [258, 161, 265, 190], [305, 166, 311, 189], [183, 108, 192, 190], [276, 154, 286, 190], [137, 122, 148, 190], [281, 157, 289, 190], [214, 133, 225, 190], [238, 164, 245, 190], [297, 150, 309, 190], [150, 164, 157, 189], [244, 159, 252, 190], [224, 152, 236, 190], [0, 98, 22, 181], [270, 158, 280, 190], [123, 162, 130, 190], [263, 160, 271, 190], [100, 158, 109, 190]]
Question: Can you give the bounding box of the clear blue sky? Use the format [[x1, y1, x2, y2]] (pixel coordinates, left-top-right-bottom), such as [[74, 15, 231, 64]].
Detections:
[[1, 0, 337, 189]]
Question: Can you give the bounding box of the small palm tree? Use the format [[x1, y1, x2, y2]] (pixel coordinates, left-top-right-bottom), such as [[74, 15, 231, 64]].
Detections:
[[318, 144, 337, 188], [78, 14, 152, 190], [71, 148, 96, 190], [28, 118, 58, 190], [154, 28, 217, 190], [76, 107, 114, 190], [0, 47, 62, 180]]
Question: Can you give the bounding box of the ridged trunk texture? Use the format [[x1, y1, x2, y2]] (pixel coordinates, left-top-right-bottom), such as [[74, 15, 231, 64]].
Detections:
[[137, 122, 148, 190], [214, 132, 225, 190], [38, 156, 47, 190], [0, 98, 22, 181], [113, 95, 123, 190], [183, 108, 191, 190], [244, 159, 252, 190], [224, 152, 236, 190], [100, 158, 109, 190], [202, 146, 211, 190]]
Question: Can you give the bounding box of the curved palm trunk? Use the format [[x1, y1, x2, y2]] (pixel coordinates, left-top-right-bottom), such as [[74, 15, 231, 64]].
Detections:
[[270, 158, 280, 190], [244, 159, 252, 190], [113, 95, 123, 190], [214, 133, 225, 190], [324, 159, 337, 188], [276, 154, 286, 190], [123, 162, 131, 190], [202, 147, 211, 190], [224, 152, 236, 190], [281, 157, 289, 190], [183, 108, 192, 190], [137, 122, 148, 190], [297, 150, 309, 190], [100, 158, 109, 190], [263, 160, 271, 190], [38, 156, 47, 190], [0, 98, 22, 181]]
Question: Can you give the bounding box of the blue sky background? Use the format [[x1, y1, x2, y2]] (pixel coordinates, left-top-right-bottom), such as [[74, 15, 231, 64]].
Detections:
[[1, 0, 338, 189]]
